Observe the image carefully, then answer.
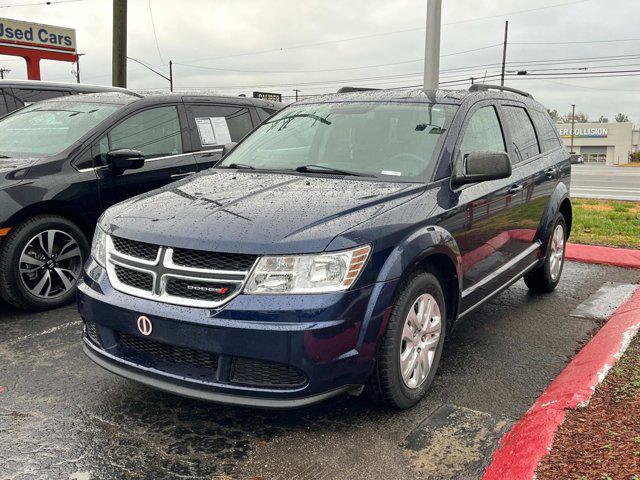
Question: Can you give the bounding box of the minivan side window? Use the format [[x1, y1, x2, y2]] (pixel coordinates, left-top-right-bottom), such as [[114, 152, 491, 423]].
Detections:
[[109, 106, 183, 159], [460, 106, 506, 159], [502, 106, 540, 162], [530, 109, 562, 152], [186, 104, 254, 148]]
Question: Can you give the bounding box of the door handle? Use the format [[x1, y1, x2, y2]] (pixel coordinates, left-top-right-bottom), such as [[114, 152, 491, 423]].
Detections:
[[508, 184, 524, 195], [545, 167, 558, 179], [170, 171, 195, 179]]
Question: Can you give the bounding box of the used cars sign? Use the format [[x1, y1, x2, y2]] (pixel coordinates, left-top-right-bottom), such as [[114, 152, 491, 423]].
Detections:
[[0, 17, 76, 53]]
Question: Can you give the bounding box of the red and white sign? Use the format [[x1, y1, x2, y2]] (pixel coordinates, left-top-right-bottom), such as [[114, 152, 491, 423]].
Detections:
[[0, 17, 76, 54]]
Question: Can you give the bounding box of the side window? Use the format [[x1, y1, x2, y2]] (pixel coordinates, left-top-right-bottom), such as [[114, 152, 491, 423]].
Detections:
[[255, 107, 278, 122], [460, 105, 506, 159], [530, 109, 562, 152], [91, 135, 110, 166], [502, 106, 541, 162], [187, 104, 254, 148], [109, 106, 183, 159], [12, 88, 68, 107], [0, 90, 8, 116]]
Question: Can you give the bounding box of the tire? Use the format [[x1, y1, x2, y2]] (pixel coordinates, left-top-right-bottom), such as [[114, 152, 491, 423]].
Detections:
[[524, 214, 567, 293], [0, 215, 89, 311], [367, 270, 447, 410]]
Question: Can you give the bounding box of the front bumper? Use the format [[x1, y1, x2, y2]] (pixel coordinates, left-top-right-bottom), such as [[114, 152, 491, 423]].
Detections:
[[78, 260, 398, 408]]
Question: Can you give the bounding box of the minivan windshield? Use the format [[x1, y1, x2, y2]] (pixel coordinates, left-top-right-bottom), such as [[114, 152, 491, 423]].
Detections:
[[218, 102, 457, 181], [0, 100, 120, 158]]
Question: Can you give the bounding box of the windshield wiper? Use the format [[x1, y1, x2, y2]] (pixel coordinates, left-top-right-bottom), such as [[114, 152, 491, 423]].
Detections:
[[223, 163, 255, 170], [294, 164, 374, 177], [0, 155, 11, 159]]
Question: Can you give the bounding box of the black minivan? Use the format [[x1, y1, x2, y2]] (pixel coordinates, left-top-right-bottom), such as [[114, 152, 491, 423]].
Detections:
[[0, 91, 282, 310], [0, 79, 132, 117]]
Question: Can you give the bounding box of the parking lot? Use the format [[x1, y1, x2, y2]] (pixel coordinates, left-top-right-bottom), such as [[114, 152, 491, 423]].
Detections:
[[2, 260, 639, 480]]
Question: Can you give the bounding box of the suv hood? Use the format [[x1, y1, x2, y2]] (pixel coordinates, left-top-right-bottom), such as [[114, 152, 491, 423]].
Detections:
[[102, 169, 424, 254]]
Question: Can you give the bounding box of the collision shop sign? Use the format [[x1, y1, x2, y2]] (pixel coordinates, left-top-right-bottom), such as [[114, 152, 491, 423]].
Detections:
[[558, 127, 608, 138], [253, 91, 282, 102], [0, 17, 76, 53]]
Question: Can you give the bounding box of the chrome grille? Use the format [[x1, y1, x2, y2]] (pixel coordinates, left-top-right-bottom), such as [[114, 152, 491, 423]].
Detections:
[[112, 236, 159, 262], [172, 249, 256, 271], [114, 265, 153, 291], [105, 235, 256, 308]]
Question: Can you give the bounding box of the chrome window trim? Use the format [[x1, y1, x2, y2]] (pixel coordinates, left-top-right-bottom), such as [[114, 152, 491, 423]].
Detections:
[[105, 234, 258, 309], [75, 148, 223, 173]]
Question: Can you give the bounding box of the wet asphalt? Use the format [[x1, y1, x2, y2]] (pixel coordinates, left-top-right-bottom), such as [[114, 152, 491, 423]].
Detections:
[[1, 261, 639, 480]]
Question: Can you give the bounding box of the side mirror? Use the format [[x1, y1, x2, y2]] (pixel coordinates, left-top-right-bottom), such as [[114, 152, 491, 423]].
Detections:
[[452, 151, 511, 187], [105, 149, 145, 174], [222, 142, 238, 158]]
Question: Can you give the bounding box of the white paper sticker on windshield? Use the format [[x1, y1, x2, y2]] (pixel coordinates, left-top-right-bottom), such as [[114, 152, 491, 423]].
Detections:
[[195, 117, 232, 146], [381, 170, 402, 176]]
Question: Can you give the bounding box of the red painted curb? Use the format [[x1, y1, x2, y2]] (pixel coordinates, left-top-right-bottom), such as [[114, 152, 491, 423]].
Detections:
[[566, 243, 640, 269], [482, 287, 640, 480]]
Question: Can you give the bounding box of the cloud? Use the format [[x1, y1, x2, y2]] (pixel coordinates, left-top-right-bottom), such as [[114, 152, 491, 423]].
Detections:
[[0, 0, 638, 121]]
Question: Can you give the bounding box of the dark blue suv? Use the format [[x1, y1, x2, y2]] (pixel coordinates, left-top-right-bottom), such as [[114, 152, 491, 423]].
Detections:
[[78, 85, 572, 409]]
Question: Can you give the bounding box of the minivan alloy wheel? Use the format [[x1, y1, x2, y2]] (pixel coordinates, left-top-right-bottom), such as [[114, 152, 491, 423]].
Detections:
[[400, 293, 442, 389], [19, 229, 83, 299], [549, 223, 565, 282]]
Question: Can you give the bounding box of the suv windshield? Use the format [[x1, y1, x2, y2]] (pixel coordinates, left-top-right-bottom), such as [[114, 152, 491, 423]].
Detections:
[[218, 102, 457, 181], [0, 101, 120, 158]]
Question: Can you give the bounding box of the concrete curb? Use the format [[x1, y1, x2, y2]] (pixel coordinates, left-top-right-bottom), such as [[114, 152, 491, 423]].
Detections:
[[566, 243, 640, 269], [482, 285, 640, 480]]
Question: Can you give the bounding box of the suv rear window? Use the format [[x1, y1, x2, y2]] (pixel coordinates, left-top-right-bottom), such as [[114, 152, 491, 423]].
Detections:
[[502, 106, 540, 162], [530, 109, 562, 152]]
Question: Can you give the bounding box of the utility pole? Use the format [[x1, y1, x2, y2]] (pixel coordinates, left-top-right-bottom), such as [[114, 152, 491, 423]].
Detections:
[[75, 53, 85, 83], [423, 0, 442, 91], [570, 104, 576, 153], [169, 60, 173, 92], [500, 20, 509, 86], [0, 68, 10, 79], [112, 0, 127, 88], [293, 89, 300, 101]]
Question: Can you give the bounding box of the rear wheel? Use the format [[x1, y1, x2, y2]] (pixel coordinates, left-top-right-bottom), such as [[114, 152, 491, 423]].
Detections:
[[0, 215, 88, 311], [524, 214, 566, 293], [367, 271, 447, 409]]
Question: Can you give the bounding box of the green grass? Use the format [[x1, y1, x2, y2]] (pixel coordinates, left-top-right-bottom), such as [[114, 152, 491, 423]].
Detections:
[[571, 199, 640, 249]]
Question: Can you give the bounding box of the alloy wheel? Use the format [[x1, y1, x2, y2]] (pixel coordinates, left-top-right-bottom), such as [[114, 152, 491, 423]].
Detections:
[[549, 223, 565, 282], [18, 229, 83, 299], [400, 293, 442, 389]]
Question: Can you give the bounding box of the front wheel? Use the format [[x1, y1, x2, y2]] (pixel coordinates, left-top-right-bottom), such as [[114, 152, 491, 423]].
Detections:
[[0, 215, 88, 311], [524, 215, 567, 293], [367, 271, 447, 410]]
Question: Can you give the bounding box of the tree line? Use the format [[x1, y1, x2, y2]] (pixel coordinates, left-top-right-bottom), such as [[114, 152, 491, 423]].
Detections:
[[546, 109, 630, 123]]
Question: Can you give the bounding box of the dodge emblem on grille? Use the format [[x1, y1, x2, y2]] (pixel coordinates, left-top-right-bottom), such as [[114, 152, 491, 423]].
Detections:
[[137, 315, 153, 336], [186, 285, 230, 294]]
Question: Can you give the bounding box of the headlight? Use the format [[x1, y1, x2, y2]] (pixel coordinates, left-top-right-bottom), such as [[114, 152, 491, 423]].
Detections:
[[245, 245, 371, 294], [91, 226, 108, 268]]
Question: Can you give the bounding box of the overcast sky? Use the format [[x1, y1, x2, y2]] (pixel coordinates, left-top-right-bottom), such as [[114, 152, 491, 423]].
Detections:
[[1, 0, 639, 122]]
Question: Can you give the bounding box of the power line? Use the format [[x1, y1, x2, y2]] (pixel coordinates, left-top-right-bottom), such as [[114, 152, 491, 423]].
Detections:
[[147, 0, 164, 64], [170, 0, 596, 66], [172, 44, 503, 74], [0, 0, 83, 7], [512, 37, 640, 45]]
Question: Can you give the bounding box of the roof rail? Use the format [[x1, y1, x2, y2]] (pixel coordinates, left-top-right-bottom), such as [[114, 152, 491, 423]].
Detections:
[[468, 83, 533, 99], [336, 87, 380, 93]]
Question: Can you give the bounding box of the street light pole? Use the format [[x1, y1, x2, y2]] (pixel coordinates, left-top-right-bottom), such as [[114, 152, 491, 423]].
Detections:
[[500, 21, 509, 86], [169, 60, 173, 92], [570, 104, 576, 153], [75, 53, 85, 83], [423, 0, 442, 91]]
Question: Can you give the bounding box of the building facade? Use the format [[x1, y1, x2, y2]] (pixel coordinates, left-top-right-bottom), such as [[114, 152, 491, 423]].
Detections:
[[555, 121, 639, 165]]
